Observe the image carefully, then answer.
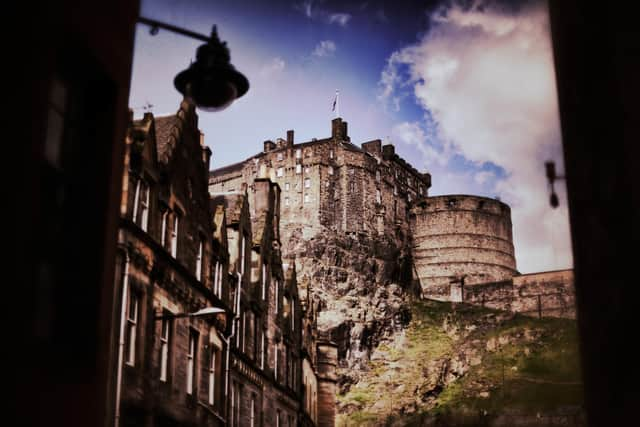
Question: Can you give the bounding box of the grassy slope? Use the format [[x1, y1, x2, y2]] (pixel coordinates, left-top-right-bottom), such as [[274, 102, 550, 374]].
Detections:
[[337, 300, 583, 426]]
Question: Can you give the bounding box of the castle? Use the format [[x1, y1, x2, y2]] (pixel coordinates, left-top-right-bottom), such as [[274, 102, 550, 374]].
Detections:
[[210, 117, 576, 320]]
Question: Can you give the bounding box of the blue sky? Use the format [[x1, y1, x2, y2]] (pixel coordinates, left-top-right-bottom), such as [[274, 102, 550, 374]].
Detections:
[[129, 0, 572, 274]]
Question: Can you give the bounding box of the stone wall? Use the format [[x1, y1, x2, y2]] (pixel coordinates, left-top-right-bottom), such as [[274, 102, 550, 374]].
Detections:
[[412, 195, 517, 300], [462, 269, 576, 319]]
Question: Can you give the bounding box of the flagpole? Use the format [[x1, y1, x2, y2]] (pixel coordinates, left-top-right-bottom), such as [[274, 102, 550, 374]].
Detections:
[[335, 89, 340, 118]]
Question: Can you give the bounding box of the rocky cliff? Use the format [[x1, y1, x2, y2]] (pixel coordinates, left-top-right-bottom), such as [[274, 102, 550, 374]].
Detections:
[[337, 300, 584, 426], [284, 227, 419, 389]]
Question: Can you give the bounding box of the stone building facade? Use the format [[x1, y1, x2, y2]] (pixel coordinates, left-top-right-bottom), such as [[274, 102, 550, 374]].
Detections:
[[208, 118, 432, 249], [115, 102, 337, 427]]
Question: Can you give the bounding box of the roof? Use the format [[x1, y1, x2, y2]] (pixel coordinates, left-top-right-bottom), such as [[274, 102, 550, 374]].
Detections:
[[154, 115, 180, 164], [210, 193, 245, 226]]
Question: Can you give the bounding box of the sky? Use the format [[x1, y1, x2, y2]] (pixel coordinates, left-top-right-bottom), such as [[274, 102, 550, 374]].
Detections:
[[129, 0, 573, 274]]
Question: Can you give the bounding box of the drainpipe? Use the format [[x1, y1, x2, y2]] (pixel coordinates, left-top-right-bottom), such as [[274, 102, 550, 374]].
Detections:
[[223, 272, 242, 420], [114, 250, 130, 427]]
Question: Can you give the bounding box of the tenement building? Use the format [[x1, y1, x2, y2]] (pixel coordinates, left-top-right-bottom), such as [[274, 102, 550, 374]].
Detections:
[[114, 101, 337, 427]]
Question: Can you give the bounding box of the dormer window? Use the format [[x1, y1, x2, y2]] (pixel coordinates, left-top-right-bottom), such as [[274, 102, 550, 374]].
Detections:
[[132, 179, 150, 232]]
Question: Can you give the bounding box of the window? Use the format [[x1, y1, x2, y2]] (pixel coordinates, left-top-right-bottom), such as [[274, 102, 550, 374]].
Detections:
[[274, 343, 279, 380], [285, 197, 290, 206], [291, 300, 295, 331], [262, 263, 267, 300], [236, 307, 242, 348], [408, 193, 412, 202], [295, 164, 301, 174], [329, 149, 334, 159], [349, 181, 355, 192], [240, 234, 246, 275], [408, 177, 412, 186], [393, 185, 398, 196], [161, 210, 168, 247], [171, 212, 179, 257], [125, 292, 138, 366], [304, 193, 310, 203], [376, 169, 381, 182], [304, 178, 311, 188], [276, 167, 284, 177], [186, 329, 198, 395], [213, 260, 222, 297], [242, 311, 247, 353], [277, 152, 284, 161], [208, 346, 217, 405], [275, 281, 279, 314], [132, 179, 150, 231], [305, 167, 310, 174], [196, 238, 203, 281], [160, 316, 171, 381], [328, 166, 333, 175], [250, 396, 256, 427], [260, 331, 265, 369], [376, 189, 381, 204], [285, 182, 290, 191], [295, 149, 301, 158]]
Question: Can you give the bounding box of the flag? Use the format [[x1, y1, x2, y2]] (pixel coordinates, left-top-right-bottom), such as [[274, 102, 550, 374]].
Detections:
[[332, 96, 337, 111]]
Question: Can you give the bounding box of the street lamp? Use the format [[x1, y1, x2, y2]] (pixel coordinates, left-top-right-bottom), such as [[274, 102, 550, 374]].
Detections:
[[138, 17, 249, 111], [544, 161, 565, 208]]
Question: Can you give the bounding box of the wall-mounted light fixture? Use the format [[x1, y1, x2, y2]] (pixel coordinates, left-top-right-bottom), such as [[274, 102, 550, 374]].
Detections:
[[545, 161, 565, 208], [138, 17, 249, 111]]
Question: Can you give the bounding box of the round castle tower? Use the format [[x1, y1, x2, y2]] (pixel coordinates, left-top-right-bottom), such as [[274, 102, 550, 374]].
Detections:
[[411, 195, 517, 301]]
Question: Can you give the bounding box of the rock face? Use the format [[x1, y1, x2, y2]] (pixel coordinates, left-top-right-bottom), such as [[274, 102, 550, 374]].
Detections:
[[285, 227, 419, 389]]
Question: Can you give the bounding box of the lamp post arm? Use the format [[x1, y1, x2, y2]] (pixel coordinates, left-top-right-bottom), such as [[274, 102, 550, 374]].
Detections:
[[138, 16, 212, 43]]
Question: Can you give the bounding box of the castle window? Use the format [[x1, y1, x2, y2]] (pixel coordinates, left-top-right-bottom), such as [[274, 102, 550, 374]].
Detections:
[[276, 167, 284, 177], [349, 168, 354, 175], [250, 395, 256, 427], [376, 170, 380, 182], [376, 189, 381, 204], [304, 178, 311, 188], [304, 193, 310, 203], [285, 197, 290, 206], [277, 152, 284, 161], [260, 331, 265, 369], [296, 149, 301, 159], [408, 193, 412, 202], [274, 343, 279, 380], [393, 185, 398, 196], [329, 149, 334, 159], [350, 181, 355, 192], [296, 164, 302, 174], [262, 262, 267, 300], [240, 234, 246, 275], [328, 166, 334, 175], [408, 177, 412, 186], [285, 182, 290, 191], [305, 167, 310, 174]]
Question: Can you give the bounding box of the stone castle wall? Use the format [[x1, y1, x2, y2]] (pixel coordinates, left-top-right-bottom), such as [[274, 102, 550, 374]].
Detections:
[[411, 195, 518, 300], [463, 269, 576, 319], [209, 118, 431, 257]]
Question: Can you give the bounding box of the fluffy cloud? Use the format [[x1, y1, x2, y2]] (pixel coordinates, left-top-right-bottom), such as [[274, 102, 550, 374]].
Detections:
[[380, 1, 572, 273], [328, 13, 351, 26], [312, 40, 337, 57]]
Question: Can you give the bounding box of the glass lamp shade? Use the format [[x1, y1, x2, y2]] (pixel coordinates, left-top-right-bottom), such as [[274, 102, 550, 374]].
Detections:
[[174, 35, 249, 111]]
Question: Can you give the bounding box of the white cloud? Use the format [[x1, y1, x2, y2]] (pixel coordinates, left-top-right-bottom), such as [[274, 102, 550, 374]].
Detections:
[[312, 40, 337, 57], [474, 170, 495, 185], [380, 0, 573, 273], [294, 1, 352, 26], [328, 13, 352, 27], [391, 121, 450, 168], [259, 57, 286, 76]]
